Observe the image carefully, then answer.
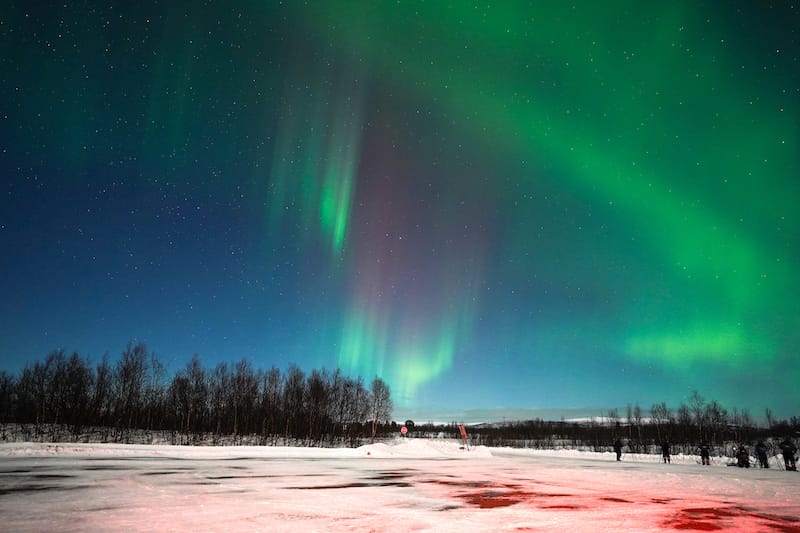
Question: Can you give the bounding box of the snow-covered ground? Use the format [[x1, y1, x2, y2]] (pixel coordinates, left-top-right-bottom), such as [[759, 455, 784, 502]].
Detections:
[[0, 439, 797, 532]]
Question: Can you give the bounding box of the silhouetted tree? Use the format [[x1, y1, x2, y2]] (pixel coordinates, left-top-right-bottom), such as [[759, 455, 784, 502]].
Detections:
[[64, 352, 93, 435], [283, 364, 305, 442], [115, 343, 149, 430], [370, 377, 392, 442], [0, 371, 15, 426], [651, 402, 671, 443], [92, 354, 113, 427], [306, 368, 329, 441], [705, 400, 727, 443], [185, 355, 208, 435], [689, 390, 706, 441], [209, 361, 229, 435], [143, 352, 166, 430], [4, 349, 798, 453], [765, 408, 775, 430], [232, 359, 259, 437], [632, 403, 643, 450], [261, 366, 282, 443], [676, 403, 692, 443]]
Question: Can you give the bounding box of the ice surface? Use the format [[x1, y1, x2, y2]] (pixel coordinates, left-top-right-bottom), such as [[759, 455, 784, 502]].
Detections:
[[1, 439, 798, 532]]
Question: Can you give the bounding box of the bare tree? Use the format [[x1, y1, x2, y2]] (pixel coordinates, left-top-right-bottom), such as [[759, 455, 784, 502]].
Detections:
[[705, 400, 727, 444], [689, 390, 706, 441], [185, 355, 208, 436], [283, 364, 306, 442], [45, 351, 69, 428], [370, 377, 393, 442], [65, 352, 93, 435], [739, 408, 753, 429], [306, 369, 329, 441], [232, 359, 259, 437], [651, 402, 671, 444], [209, 362, 230, 435], [0, 371, 13, 426], [626, 404, 633, 440], [677, 403, 692, 443], [170, 355, 208, 438], [144, 353, 166, 430], [337, 375, 369, 443], [115, 343, 149, 430], [607, 408, 620, 433], [168, 372, 190, 437], [632, 403, 643, 449], [326, 368, 346, 440], [261, 366, 282, 443], [92, 354, 113, 428]]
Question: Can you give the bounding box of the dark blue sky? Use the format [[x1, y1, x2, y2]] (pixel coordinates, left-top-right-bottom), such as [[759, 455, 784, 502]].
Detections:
[[2, 2, 798, 421]]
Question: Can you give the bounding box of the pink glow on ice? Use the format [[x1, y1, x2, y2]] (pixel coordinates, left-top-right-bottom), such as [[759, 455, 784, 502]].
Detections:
[[0, 440, 798, 532]]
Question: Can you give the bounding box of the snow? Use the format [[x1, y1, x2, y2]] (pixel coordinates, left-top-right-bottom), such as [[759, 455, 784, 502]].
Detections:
[[0, 439, 798, 532]]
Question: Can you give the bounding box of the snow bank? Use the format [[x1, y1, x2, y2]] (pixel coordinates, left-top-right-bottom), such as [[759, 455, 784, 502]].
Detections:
[[356, 438, 493, 458], [0, 438, 492, 460]]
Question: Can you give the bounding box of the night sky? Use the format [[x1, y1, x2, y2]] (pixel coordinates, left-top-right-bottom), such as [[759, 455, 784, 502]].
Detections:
[[2, 2, 798, 422]]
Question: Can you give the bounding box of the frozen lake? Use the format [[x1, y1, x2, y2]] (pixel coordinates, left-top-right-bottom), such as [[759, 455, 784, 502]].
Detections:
[[1, 440, 798, 532]]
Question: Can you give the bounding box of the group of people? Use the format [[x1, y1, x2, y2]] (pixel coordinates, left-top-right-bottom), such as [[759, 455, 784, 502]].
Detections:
[[735, 438, 798, 470], [611, 437, 797, 470]]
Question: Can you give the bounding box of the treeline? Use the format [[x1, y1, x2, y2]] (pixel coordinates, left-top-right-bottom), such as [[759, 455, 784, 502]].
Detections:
[[415, 393, 799, 453], [0, 343, 394, 445]]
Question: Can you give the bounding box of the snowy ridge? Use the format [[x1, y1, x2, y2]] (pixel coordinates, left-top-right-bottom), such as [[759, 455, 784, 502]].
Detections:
[[0, 438, 493, 460], [356, 438, 493, 458]]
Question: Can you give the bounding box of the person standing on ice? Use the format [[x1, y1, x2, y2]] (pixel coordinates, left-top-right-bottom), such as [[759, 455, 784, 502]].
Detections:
[[755, 441, 769, 468], [736, 444, 750, 468], [661, 441, 671, 463], [613, 439, 623, 461], [779, 437, 797, 471], [698, 443, 711, 465]]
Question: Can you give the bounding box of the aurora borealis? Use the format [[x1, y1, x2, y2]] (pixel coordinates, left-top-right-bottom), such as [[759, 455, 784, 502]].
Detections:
[[1, 2, 798, 420]]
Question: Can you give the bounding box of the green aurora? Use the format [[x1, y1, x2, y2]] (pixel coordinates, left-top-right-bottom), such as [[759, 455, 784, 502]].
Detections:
[[274, 2, 798, 405], [1, 1, 798, 418]]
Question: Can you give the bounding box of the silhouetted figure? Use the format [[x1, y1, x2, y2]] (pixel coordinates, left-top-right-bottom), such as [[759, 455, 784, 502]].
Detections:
[[779, 438, 797, 471], [736, 445, 750, 468], [699, 443, 710, 465], [755, 441, 769, 469], [613, 439, 623, 461], [661, 442, 671, 463]]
